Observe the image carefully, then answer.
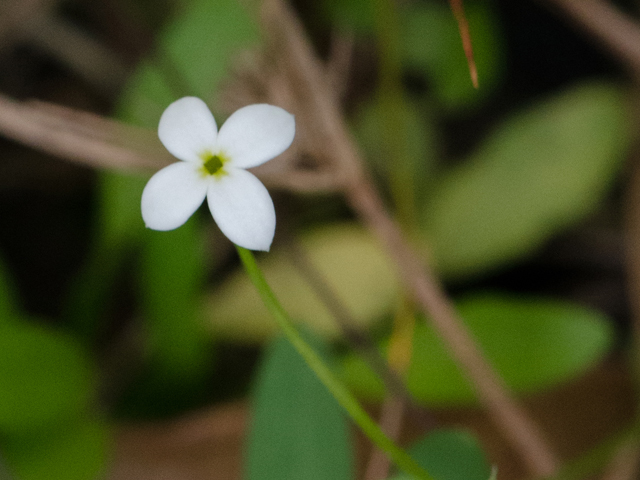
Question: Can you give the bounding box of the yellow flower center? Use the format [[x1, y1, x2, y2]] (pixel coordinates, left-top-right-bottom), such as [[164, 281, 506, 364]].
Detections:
[[200, 152, 228, 177]]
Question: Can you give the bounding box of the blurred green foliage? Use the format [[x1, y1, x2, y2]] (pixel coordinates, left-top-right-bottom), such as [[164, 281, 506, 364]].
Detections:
[[246, 335, 352, 480], [0, 256, 104, 479], [341, 293, 614, 405], [0, 0, 635, 477], [325, 0, 504, 110], [421, 82, 629, 280], [0, 323, 94, 433], [388, 429, 491, 480], [206, 224, 399, 342], [2, 419, 108, 480]]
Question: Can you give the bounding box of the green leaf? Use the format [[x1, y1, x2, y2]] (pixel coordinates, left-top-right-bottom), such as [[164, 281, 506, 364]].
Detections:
[[400, 0, 504, 110], [0, 321, 95, 433], [421, 82, 630, 280], [342, 293, 614, 406], [140, 218, 210, 373], [2, 418, 108, 480], [98, 171, 148, 245], [118, 0, 260, 126], [353, 96, 440, 204], [245, 335, 353, 480], [389, 429, 491, 480], [324, 0, 503, 110], [205, 223, 400, 342], [322, 0, 375, 34]]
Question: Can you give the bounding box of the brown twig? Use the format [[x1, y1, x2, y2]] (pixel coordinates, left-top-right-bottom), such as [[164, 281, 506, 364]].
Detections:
[[364, 396, 407, 480], [448, 0, 479, 88], [260, 0, 559, 475], [543, 0, 640, 78], [0, 94, 168, 173], [600, 439, 640, 480], [326, 33, 355, 103]]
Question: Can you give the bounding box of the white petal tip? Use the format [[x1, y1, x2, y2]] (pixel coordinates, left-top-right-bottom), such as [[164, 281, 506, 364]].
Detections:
[[232, 236, 273, 252]]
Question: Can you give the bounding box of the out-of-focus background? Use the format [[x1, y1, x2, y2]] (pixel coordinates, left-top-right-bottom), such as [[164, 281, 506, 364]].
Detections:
[[0, 0, 638, 479]]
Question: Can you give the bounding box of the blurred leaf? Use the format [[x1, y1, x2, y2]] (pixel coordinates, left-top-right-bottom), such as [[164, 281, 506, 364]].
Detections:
[[0, 321, 95, 433], [246, 335, 352, 480], [118, 0, 260, 126], [388, 429, 491, 480], [354, 96, 440, 204], [205, 223, 399, 342], [99, 171, 148, 244], [421, 82, 630, 280], [323, 0, 503, 110], [400, 0, 503, 110], [342, 293, 614, 406], [322, 0, 375, 34], [140, 218, 210, 375], [2, 418, 108, 480]]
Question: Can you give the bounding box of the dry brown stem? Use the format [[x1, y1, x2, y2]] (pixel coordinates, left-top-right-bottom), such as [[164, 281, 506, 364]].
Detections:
[[260, 0, 559, 475], [364, 396, 407, 480], [544, 0, 640, 78], [448, 0, 479, 88], [599, 438, 640, 480], [0, 94, 169, 173]]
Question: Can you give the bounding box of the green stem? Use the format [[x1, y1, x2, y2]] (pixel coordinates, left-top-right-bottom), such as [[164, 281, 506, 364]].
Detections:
[[237, 246, 432, 480]]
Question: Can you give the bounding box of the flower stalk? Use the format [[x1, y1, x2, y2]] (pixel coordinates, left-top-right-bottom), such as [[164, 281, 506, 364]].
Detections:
[[236, 245, 433, 480]]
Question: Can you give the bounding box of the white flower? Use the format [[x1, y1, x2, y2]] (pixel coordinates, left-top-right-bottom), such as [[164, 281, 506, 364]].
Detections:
[[141, 97, 295, 251]]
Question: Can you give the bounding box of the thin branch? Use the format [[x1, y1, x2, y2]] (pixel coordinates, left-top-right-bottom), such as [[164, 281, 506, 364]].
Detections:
[[365, 303, 419, 480], [600, 439, 640, 480], [260, 0, 559, 475], [543, 0, 640, 77], [326, 32, 355, 104], [0, 94, 194, 176], [448, 0, 479, 88], [364, 396, 407, 480], [0, 94, 168, 173]]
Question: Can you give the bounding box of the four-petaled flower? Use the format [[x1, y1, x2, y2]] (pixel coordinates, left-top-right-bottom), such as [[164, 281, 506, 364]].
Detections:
[[141, 97, 295, 251]]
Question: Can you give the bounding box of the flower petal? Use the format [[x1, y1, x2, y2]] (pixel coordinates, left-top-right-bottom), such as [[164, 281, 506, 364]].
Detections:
[[206, 168, 276, 251], [141, 162, 209, 231], [216, 104, 295, 169], [158, 97, 218, 162]]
